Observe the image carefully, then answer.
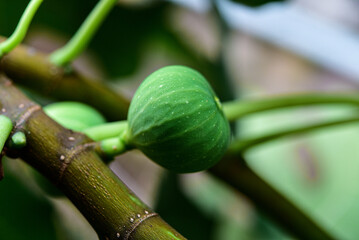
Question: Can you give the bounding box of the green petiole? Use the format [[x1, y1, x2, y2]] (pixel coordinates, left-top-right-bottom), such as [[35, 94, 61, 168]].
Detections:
[[83, 121, 128, 141], [50, 0, 118, 66], [0, 115, 13, 153], [223, 93, 359, 122], [0, 0, 43, 58], [100, 137, 127, 159], [99, 130, 132, 159], [82, 121, 130, 159], [228, 116, 359, 154]]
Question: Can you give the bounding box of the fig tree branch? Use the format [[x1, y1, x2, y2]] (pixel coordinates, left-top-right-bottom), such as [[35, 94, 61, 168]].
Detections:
[[0, 75, 185, 240], [0, 38, 336, 239], [0, 37, 130, 121], [211, 157, 335, 240]]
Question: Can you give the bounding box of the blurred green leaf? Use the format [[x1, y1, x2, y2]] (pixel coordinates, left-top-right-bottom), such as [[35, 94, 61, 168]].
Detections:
[[88, 2, 169, 77], [0, 1, 27, 36], [155, 173, 215, 240], [251, 212, 292, 240], [243, 106, 359, 239], [0, 160, 56, 240]]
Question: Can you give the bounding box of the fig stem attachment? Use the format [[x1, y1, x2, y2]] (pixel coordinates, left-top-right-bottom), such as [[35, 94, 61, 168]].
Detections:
[[0, 0, 43, 58], [99, 134, 130, 160], [83, 121, 128, 141], [223, 93, 359, 122], [228, 116, 359, 154], [49, 0, 118, 66]]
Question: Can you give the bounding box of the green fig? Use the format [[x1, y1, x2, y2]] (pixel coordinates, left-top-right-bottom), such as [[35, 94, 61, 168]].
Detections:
[[126, 66, 230, 173]]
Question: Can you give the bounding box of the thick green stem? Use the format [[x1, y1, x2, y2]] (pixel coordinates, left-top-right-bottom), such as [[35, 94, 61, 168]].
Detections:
[[229, 116, 359, 154], [0, 0, 43, 57], [223, 94, 359, 121], [50, 0, 118, 66]]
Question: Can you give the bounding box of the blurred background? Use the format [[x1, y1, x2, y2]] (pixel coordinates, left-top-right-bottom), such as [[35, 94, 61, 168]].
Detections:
[[1, 0, 359, 239]]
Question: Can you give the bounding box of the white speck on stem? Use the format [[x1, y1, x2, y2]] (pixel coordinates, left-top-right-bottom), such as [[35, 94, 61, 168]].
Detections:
[[60, 155, 65, 161], [130, 218, 134, 223]]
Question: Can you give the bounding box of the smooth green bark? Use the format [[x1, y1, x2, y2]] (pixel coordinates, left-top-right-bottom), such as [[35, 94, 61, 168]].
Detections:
[[0, 75, 185, 240]]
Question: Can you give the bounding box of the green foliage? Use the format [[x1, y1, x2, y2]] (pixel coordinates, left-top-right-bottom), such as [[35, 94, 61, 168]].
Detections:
[[43, 102, 106, 131], [127, 66, 230, 173], [0, 161, 56, 240], [87, 3, 169, 76], [1, 0, 355, 239], [31, 168, 63, 197], [155, 173, 215, 239]]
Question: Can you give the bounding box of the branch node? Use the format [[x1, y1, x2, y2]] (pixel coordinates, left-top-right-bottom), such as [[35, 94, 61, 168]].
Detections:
[[15, 105, 41, 129], [123, 212, 158, 240], [56, 142, 96, 185]]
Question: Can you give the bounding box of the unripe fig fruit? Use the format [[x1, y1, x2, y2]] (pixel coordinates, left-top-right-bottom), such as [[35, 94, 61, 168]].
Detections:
[[127, 66, 230, 173]]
